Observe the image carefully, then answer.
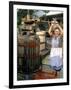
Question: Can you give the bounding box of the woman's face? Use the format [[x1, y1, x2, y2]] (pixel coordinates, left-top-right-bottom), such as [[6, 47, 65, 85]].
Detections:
[[54, 29, 60, 37]]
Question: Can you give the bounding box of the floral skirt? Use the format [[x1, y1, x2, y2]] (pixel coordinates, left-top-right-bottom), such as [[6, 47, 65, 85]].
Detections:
[[49, 48, 63, 71]]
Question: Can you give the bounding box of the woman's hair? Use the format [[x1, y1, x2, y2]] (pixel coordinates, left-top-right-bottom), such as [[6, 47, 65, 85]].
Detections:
[[52, 27, 61, 34]]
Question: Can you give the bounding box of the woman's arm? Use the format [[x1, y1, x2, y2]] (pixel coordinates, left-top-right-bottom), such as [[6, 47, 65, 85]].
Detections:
[[48, 24, 53, 36], [56, 24, 63, 36]]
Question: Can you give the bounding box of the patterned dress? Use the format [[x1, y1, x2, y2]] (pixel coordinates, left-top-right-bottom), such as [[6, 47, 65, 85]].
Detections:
[[49, 36, 63, 71]]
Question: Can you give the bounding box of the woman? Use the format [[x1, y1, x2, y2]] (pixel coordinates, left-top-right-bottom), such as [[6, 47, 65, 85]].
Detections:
[[48, 20, 63, 77]]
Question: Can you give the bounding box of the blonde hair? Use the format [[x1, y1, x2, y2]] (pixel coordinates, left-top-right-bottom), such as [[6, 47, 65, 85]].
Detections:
[[52, 27, 61, 35]]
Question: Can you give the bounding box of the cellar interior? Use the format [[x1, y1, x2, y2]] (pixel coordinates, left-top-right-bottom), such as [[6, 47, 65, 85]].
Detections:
[[17, 10, 63, 80]]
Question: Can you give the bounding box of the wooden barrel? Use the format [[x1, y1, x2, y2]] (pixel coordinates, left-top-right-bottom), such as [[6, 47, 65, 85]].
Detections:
[[36, 31, 46, 51], [40, 43, 45, 51], [17, 35, 25, 58], [17, 33, 41, 74]]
